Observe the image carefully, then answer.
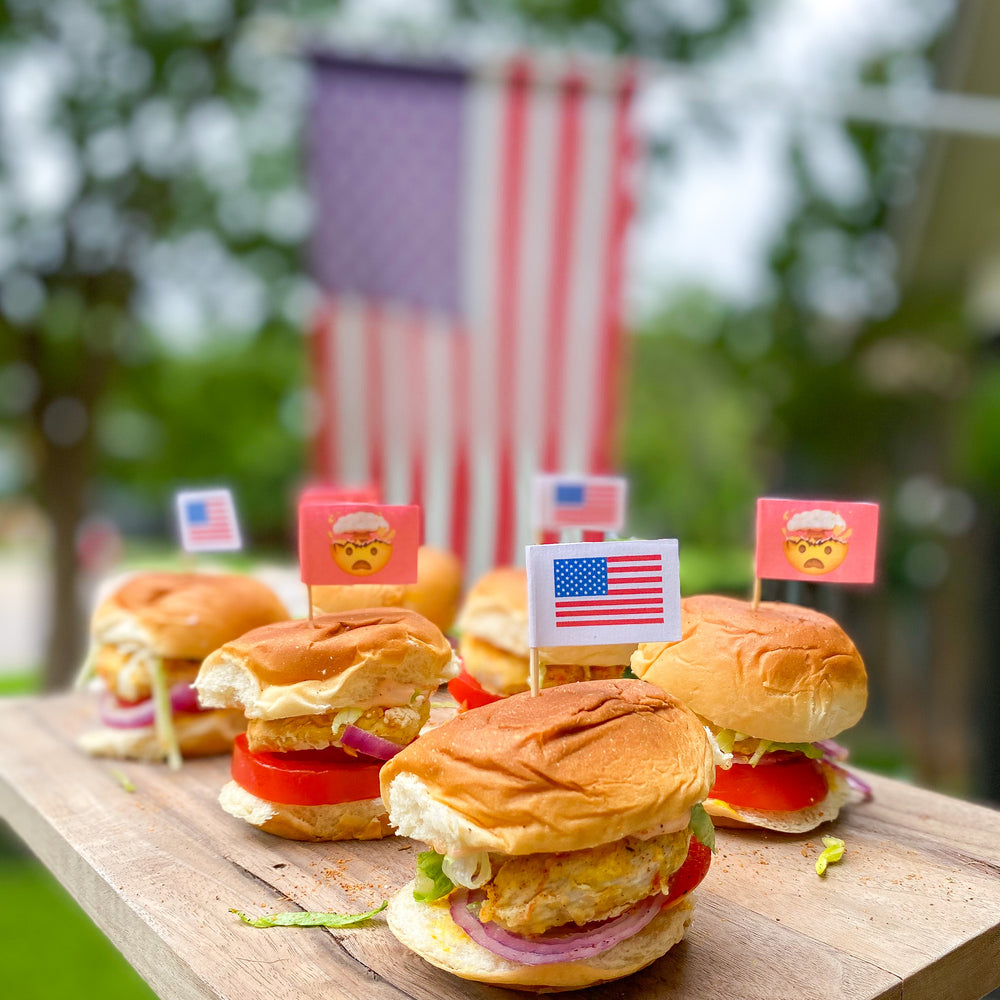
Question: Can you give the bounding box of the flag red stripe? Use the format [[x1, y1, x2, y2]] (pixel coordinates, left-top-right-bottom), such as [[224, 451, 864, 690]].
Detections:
[[607, 576, 663, 585], [590, 64, 637, 475], [450, 325, 471, 565], [556, 618, 664, 627], [556, 599, 662, 610], [606, 554, 661, 563], [493, 58, 531, 568], [541, 70, 585, 476], [365, 303, 384, 494]]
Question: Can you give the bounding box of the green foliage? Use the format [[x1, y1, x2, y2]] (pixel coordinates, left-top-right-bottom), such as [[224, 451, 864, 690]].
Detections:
[[0, 851, 155, 1000]]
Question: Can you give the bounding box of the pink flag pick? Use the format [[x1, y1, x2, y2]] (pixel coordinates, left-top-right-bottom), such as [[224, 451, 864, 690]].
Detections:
[[754, 498, 880, 585]]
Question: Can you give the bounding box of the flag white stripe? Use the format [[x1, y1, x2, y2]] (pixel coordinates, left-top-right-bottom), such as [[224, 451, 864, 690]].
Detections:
[[381, 305, 409, 505], [462, 72, 504, 579], [560, 86, 617, 474], [512, 73, 560, 558], [423, 314, 454, 551], [334, 296, 369, 485]]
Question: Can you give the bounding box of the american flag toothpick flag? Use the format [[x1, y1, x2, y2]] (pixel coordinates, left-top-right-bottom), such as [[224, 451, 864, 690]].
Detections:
[[175, 489, 242, 552], [307, 50, 639, 582], [534, 473, 627, 534], [526, 539, 680, 649]]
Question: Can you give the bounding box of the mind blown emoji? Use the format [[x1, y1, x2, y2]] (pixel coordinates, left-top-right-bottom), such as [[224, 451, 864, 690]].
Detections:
[[782, 508, 852, 575], [329, 511, 395, 576]]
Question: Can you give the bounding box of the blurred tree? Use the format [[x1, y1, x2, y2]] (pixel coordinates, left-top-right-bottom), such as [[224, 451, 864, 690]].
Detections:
[[0, 0, 311, 688]]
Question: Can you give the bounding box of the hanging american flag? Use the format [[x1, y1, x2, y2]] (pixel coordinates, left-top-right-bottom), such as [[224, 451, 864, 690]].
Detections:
[[534, 473, 627, 533], [526, 539, 680, 648], [175, 489, 241, 552], [306, 50, 638, 582]]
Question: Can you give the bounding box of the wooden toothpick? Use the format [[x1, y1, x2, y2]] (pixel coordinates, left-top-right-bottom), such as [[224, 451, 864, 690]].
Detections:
[[751, 576, 762, 611], [529, 648, 540, 697]]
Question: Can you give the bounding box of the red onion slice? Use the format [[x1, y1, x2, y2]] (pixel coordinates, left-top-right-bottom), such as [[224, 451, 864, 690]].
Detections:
[[825, 761, 873, 801], [99, 682, 204, 729], [448, 889, 664, 965], [341, 724, 404, 761], [815, 739, 850, 762]]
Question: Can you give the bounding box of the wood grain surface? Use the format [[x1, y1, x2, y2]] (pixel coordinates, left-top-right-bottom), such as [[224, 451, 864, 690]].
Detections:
[[0, 692, 998, 1000]]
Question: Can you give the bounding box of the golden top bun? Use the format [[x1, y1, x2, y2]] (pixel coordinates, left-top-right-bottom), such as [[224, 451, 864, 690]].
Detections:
[[310, 546, 463, 633], [381, 678, 714, 857], [195, 608, 456, 721], [91, 572, 289, 661], [457, 566, 635, 667], [631, 594, 867, 743]]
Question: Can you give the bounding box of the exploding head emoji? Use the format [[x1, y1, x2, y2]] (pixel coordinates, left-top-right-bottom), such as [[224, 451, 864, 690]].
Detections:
[[329, 511, 395, 576], [782, 508, 851, 576]]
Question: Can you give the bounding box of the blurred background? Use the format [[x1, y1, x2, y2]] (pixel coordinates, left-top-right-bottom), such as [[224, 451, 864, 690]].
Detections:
[[2, 0, 1000, 996]]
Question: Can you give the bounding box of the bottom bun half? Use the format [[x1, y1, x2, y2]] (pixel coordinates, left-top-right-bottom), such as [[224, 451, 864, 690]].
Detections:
[[77, 709, 245, 761], [706, 763, 854, 833], [387, 881, 693, 992], [218, 780, 391, 842]]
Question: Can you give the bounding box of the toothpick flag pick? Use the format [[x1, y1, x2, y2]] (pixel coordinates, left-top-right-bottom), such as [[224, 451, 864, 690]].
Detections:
[[175, 488, 242, 553], [753, 498, 880, 604], [526, 539, 681, 696], [533, 474, 628, 536]]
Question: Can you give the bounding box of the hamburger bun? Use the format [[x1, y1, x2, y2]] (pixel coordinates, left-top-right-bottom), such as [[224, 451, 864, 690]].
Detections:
[[381, 679, 714, 857], [631, 594, 867, 743], [455, 567, 635, 697], [386, 883, 693, 991], [91, 571, 290, 661], [195, 608, 456, 721], [217, 781, 390, 842], [310, 546, 463, 633], [77, 708, 246, 761]]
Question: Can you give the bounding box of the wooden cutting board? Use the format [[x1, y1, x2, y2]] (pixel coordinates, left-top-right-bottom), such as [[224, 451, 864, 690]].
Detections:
[[0, 692, 998, 1000]]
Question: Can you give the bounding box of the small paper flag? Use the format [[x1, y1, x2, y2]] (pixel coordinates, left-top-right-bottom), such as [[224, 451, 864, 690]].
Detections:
[[526, 539, 681, 649], [754, 498, 879, 585], [299, 502, 420, 586], [533, 474, 627, 534], [175, 489, 241, 552]]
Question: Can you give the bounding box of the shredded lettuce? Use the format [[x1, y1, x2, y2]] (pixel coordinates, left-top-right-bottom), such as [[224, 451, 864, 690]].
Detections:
[[413, 851, 455, 902], [73, 646, 100, 690], [149, 657, 182, 771], [815, 836, 845, 876], [714, 729, 824, 764], [110, 769, 135, 793], [688, 803, 716, 852], [442, 852, 492, 889], [230, 902, 387, 928], [331, 707, 365, 730], [621, 664, 639, 680]]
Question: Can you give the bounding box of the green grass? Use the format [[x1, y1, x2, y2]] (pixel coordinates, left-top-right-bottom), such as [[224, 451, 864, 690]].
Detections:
[[0, 835, 156, 1000]]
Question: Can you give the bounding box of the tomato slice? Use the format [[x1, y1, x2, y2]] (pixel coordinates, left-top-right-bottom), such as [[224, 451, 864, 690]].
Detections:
[[448, 666, 503, 710], [230, 734, 383, 806], [663, 836, 711, 905], [709, 756, 828, 812]]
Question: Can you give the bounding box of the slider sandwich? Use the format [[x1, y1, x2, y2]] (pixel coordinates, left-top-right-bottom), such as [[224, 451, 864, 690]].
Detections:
[[632, 594, 869, 833], [381, 679, 716, 991], [310, 546, 463, 633], [450, 567, 635, 708], [194, 609, 458, 841], [78, 572, 289, 766]]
